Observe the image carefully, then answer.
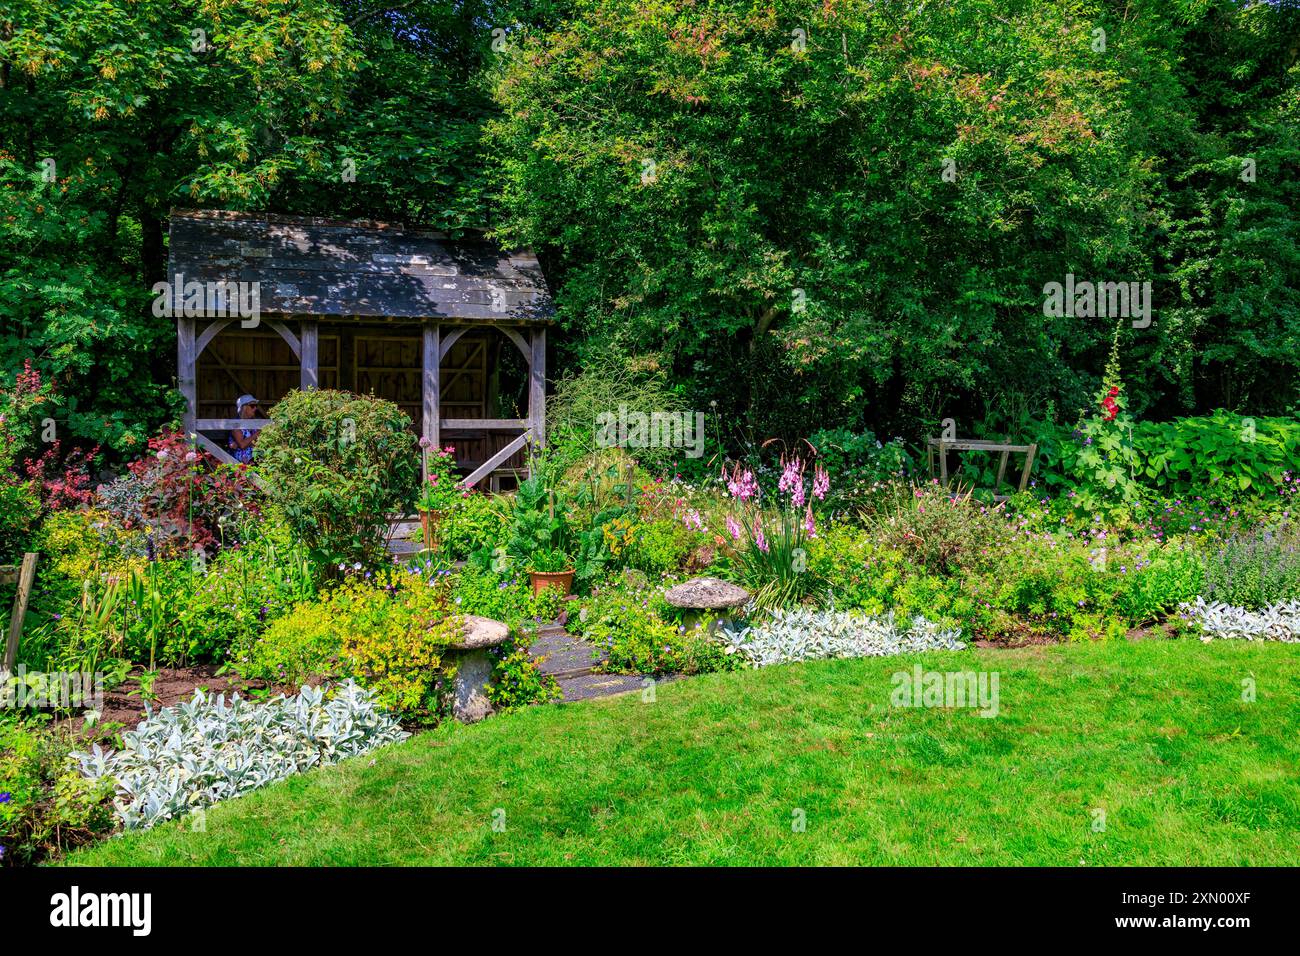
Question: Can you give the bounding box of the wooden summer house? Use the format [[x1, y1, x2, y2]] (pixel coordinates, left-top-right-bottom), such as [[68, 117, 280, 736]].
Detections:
[[169, 209, 553, 489]]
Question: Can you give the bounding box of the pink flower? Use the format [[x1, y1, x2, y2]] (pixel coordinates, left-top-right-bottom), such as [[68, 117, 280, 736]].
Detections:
[[418, 437, 431, 448], [726, 515, 742, 541], [726, 464, 758, 501], [812, 464, 829, 501], [753, 517, 769, 553], [804, 505, 816, 537]]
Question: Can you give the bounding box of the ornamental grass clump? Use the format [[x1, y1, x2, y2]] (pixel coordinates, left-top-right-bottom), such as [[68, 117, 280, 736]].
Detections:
[[722, 456, 829, 608], [74, 681, 408, 831]]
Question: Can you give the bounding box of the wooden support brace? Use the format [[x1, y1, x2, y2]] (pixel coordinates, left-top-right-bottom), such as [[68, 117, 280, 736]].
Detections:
[[300, 319, 319, 390], [3, 552, 38, 678], [423, 322, 440, 478], [460, 431, 531, 490]]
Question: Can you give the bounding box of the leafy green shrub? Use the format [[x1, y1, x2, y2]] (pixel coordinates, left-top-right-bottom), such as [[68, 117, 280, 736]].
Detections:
[[438, 489, 510, 561], [1133, 411, 1300, 498], [0, 360, 49, 557], [808, 428, 914, 492], [1114, 544, 1204, 624], [1202, 524, 1300, 609], [244, 566, 561, 721], [451, 562, 563, 631], [0, 721, 115, 866], [486, 643, 561, 711], [254, 389, 419, 571], [506, 474, 572, 565], [572, 584, 739, 675], [873, 481, 1014, 577], [242, 570, 458, 722], [627, 517, 695, 576]]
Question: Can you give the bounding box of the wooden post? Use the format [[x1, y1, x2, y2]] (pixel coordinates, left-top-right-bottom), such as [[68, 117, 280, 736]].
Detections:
[[529, 326, 546, 447], [1018, 444, 1038, 493], [3, 552, 38, 678], [423, 322, 441, 480], [178, 317, 197, 436], [300, 319, 319, 390]]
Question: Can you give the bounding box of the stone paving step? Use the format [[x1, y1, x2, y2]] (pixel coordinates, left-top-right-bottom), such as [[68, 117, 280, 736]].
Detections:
[[528, 628, 604, 678], [555, 672, 648, 702]]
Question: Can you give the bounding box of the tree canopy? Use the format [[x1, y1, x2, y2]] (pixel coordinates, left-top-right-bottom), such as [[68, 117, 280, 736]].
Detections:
[[2, 0, 1297, 453]]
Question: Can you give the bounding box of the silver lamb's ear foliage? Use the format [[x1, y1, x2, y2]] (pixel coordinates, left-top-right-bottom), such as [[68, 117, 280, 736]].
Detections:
[[72, 680, 407, 830], [719, 607, 965, 668], [39, 157, 56, 182], [1180, 597, 1300, 643], [1240, 157, 1256, 183]]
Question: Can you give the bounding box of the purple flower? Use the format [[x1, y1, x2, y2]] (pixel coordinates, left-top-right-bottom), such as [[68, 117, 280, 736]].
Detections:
[[0, 792, 11, 804]]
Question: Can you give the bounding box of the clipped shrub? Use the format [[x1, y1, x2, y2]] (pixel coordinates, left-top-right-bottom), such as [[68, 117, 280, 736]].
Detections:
[[254, 389, 419, 570], [74, 682, 408, 831]]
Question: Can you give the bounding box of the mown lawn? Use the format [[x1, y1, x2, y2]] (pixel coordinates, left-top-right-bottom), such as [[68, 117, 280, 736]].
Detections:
[[67, 640, 1300, 866]]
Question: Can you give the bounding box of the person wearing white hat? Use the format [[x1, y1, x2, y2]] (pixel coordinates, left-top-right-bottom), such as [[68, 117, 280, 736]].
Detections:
[[229, 394, 260, 464]]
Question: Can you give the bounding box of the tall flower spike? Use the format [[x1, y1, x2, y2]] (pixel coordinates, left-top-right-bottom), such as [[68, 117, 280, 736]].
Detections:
[[812, 464, 829, 501]]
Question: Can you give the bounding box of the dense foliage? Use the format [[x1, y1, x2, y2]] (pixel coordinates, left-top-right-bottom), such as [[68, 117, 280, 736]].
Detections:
[[3, 1, 1298, 450]]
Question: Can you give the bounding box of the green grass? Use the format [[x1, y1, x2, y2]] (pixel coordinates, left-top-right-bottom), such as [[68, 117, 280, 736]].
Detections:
[[66, 640, 1300, 866]]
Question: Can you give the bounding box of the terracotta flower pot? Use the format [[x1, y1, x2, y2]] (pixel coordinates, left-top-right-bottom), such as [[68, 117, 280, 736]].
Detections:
[[529, 569, 575, 598], [419, 509, 442, 551]]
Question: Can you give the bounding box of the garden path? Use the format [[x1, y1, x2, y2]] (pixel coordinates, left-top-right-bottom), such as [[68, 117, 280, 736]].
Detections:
[[528, 623, 658, 702]]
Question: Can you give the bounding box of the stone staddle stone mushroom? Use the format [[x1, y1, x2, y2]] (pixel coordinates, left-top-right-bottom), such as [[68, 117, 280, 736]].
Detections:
[[663, 577, 751, 631], [446, 615, 510, 723]]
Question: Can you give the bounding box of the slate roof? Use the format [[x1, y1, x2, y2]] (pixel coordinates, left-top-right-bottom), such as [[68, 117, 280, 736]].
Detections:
[[166, 208, 553, 322]]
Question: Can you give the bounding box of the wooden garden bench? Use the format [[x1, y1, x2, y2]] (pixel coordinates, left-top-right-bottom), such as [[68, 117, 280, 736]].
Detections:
[[926, 438, 1038, 502]]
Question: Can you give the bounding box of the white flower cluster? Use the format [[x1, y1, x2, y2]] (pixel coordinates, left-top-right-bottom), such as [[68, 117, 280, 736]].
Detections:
[[720, 607, 965, 668], [74, 681, 408, 830], [1179, 597, 1300, 643]]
